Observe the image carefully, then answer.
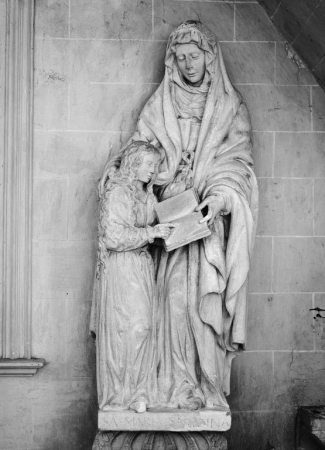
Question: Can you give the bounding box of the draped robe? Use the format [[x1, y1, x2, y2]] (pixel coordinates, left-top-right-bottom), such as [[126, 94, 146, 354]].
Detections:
[[90, 185, 158, 409]]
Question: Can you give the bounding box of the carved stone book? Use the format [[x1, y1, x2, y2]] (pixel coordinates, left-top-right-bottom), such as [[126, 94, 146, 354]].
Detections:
[[155, 188, 211, 252]]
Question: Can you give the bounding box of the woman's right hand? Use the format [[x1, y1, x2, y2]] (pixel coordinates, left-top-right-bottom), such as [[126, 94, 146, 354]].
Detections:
[[153, 223, 176, 239]]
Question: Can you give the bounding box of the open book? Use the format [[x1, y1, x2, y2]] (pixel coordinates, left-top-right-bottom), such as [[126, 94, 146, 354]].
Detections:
[[155, 188, 211, 252]]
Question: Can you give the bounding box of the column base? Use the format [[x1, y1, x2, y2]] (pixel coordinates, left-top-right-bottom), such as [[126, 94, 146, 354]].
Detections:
[[92, 430, 227, 450]]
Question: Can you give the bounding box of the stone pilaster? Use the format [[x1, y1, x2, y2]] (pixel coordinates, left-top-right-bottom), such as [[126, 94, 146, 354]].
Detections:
[[1, 0, 34, 360]]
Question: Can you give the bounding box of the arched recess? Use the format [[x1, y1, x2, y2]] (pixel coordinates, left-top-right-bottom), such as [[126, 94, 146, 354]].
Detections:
[[0, 0, 44, 375]]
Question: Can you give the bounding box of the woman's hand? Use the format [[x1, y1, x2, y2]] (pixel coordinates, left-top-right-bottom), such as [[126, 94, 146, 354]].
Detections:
[[196, 195, 226, 226], [153, 223, 176, 239]]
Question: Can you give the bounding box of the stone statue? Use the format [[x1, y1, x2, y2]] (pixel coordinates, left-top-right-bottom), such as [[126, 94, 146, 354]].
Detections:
[[95, 20, 258, 414], [90, 141, 174, 414]]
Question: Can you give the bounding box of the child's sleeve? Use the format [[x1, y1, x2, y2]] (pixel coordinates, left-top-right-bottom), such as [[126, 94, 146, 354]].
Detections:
[[99, 187, 151, 251]]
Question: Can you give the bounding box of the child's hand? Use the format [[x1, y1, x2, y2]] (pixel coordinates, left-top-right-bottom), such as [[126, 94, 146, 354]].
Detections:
[[153, 223, 176, 239]]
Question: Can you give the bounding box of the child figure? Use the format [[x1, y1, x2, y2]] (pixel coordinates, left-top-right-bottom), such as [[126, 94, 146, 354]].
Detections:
[[90, 141, 172, 414]]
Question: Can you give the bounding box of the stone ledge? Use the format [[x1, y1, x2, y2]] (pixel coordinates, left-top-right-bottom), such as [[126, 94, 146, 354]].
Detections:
[[0, 358, 45, 376], [98, 408, 231, 432]]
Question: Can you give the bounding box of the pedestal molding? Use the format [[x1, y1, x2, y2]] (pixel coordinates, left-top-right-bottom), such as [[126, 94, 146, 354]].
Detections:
[[0, 358, 45, 376], [1, 0, 35, 359], [98, 409, 231, 432]]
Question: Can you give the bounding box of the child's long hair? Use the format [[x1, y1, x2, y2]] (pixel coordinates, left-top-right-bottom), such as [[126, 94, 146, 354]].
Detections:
[[105, 141, 161, 195], [96, 141, 161, 276]]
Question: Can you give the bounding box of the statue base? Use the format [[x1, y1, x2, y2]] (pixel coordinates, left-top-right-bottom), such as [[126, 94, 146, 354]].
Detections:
[[93, 409, 230, 449], [98, 408, 231, 432], [92, 430, 227, 449]]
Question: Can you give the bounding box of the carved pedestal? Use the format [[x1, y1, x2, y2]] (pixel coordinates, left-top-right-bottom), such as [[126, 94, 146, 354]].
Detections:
[[92, 410, 230, 450], [92, 430, 227, 450]]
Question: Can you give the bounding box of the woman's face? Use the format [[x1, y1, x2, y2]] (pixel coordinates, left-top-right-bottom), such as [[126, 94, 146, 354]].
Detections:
[[136, 152, 159, 184], [175, 43, 205, 86]]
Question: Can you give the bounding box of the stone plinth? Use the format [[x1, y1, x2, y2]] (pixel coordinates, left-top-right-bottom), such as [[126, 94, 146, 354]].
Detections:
[[92, 431, 227, 450], [93, 410, 230, 450], [98, 408, 231, 432]]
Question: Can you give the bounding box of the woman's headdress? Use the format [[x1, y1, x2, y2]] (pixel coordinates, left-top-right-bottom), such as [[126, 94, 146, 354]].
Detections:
[[165, 21, 218, 76]]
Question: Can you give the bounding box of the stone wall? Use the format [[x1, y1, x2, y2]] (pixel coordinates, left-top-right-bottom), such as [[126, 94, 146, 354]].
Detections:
[[1, 0, 325, 449], [258, 0, 325, 91]]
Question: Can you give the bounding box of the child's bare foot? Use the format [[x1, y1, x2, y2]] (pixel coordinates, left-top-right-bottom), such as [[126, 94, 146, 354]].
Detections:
[[129, 399, 147, 414]]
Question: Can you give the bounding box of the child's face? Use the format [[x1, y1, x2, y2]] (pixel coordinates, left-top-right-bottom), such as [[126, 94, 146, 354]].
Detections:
[[136, 153, 159, 184]]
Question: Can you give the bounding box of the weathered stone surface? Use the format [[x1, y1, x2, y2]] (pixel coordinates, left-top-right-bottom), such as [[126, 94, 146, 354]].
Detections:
[[92, 430, 227, 450], [312, 86, 325, 131], [257, 178, 313, 236], [228, 352, 274, 411], [33, 240, 97, 299], [98, 409, 231, 432], [313, 59, 325, 93], [247, 294, 314, 350], [240, 85, 311, 131], [270, 0, 319, 45], [154, 1, 234, 41], [70, 0, 152, 40], [258, 0, 281, 17], [274, 352, 325, 411], [252, 131, 274, 178], [235, 3, 283, 41], [34, 74, 69, 130], [68, 177, 98, 240], [32, 298, 66, 380], [229, 411, 296, 450], [33, 177, 69, 240], [276, 42, 317, 86], [294, 10, 325, 70], [65, 300, 96, 378], [273, 238, 325, 292], [221, 42, 275, 85], [274, 132, 325, 178], [248, 237, 272, 292], [315, 180, 325, 236], [34, 38, 69, 88], [0, 378, 33, 448], [228, 412, 273, 450], [267, 0, 325, 91], [35, 0, 69, 39], [313, 294, 325, 351], [68, 40, 166, 84], [34, 37, 69, 130], [70, 83, 156, 132], [30, 379, 97, 450], [34, 130, 129, 179]]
